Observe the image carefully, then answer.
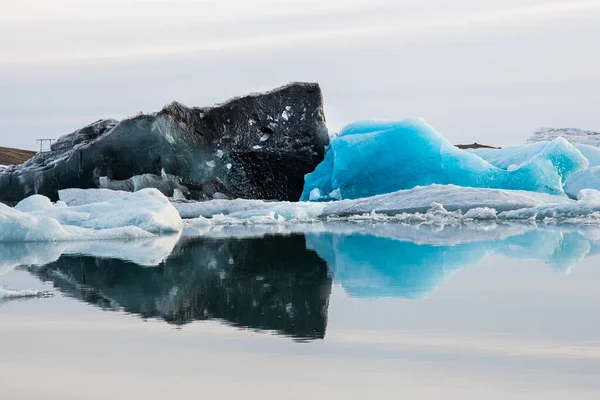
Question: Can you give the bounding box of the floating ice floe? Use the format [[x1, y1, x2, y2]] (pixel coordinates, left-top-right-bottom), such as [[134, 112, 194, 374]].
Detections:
[[177, 184, 600, 225], [301, 119, 587, 201], [3, 184, 600, 245], [0, 188, 182, 242]]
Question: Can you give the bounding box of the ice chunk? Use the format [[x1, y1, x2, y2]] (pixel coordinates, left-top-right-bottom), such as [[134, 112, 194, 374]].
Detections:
[[472, 142, 600, 199], [172, 189, 187, 201], [500, 189, 600, 221], [99, 170, 190, 198], [176, 184, 578, 224], [59, 188, 129, 206], [15, 195, 55, 212], [0, 189, 183, 242], [322, 185, 569, 217], [302, 120, 587, 201], [471, 141, 589, 181], [574, 144, 600, 167], [309, 188, 322, 201], [563, 167, 600, 199], [464, 207, 497, 220]]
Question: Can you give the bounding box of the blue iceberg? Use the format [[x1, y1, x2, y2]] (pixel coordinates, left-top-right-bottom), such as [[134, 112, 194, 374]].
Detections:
[[302, 119, 588, 201], [473, 142, 600, 199]]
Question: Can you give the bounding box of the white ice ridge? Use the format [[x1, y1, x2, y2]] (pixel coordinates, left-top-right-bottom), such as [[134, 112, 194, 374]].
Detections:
[[180, 185, 598, 225], [0, 188, 182, 242], [57, 185, 600, 226]]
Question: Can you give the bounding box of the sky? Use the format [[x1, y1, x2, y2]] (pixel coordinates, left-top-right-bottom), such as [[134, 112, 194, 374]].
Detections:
[[1, 0, 599, 150]]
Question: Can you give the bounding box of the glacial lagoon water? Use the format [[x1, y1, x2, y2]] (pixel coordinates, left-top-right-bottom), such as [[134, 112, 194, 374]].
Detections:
[[1, 222, 600, 399]]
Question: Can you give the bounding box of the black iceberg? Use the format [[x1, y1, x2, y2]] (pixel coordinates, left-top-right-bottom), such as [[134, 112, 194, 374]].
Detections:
[[0, 82, 329, 203]]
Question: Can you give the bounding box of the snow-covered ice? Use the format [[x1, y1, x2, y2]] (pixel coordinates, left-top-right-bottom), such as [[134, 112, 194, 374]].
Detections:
[[528, 127, 600, 147], [0, 188, 182, 242], [59, 188, 130, 206], [179, 185, 585, 225], [302, 120, 586, 201]]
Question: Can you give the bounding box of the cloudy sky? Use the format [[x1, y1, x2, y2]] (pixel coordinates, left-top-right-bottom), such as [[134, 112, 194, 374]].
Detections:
[[1, 0, 599, 149]]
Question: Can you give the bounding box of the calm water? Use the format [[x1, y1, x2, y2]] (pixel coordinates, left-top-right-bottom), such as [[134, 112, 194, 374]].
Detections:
[[1, 222, 600, 399]]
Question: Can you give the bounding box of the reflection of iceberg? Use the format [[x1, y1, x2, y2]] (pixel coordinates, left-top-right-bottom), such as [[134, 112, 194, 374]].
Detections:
[[308, 233, 492, 299], [0, 234, 180, 275], [305, 223, 599, 299], [497, 229, 591, 274], [0, 286, 53, 303], [27, 235, 332, 341]]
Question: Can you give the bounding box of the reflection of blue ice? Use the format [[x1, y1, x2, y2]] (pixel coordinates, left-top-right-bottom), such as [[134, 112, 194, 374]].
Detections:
[[307, 234, 491, 299], [497, 230, 591, 274], [307, 224, 599, 299]]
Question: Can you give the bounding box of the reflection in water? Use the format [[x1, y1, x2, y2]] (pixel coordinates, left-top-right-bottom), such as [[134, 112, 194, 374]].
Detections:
[[8, 222, 600, 340], [307, 223, 598, 299], [29, 235, 332, 341]]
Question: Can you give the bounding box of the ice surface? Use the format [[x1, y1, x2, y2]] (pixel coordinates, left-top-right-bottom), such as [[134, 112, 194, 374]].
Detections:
[[52, 184, 598, 228], [302, 120, 587, 201], [501, 189, 600, 222], [59, 188, 130, 206], [0, 189, 182, 242], [178, 185, 574, 223], [175, 184, 600, 225], [573, 144, 600, 167], [99, 169, 191, 198], [472, 142, 600, 199]]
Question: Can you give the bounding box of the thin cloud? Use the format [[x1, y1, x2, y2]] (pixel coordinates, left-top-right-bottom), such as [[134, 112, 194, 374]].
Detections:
[[2, 0, 600, 66]]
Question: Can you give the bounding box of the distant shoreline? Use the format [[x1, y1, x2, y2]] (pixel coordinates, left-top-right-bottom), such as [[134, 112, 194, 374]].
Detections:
[[0, 146, 36, 165]]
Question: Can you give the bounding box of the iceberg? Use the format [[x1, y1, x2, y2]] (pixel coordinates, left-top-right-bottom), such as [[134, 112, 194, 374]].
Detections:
[[473, 140, 600, 199], [528, 127, 600, 147], [0, 188, 182, 242], [301, 119, 587, 201], [0, 83, 329, 204]]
